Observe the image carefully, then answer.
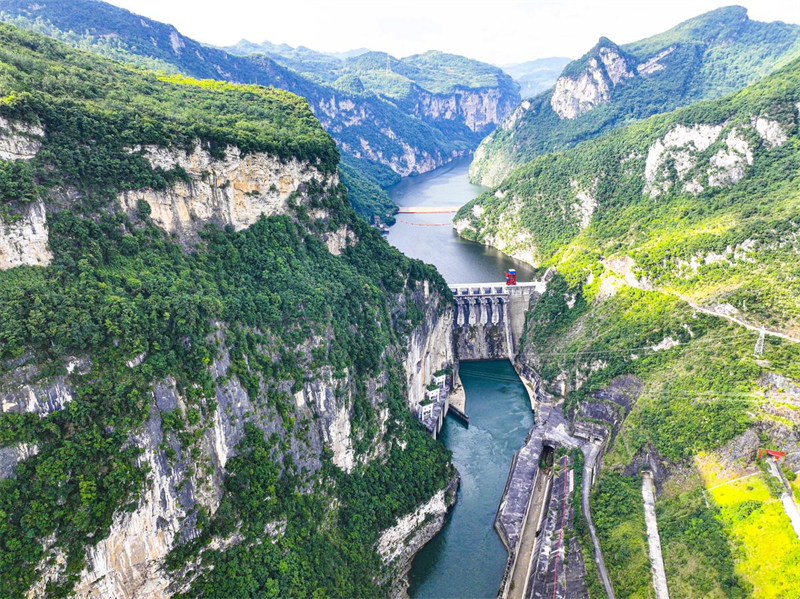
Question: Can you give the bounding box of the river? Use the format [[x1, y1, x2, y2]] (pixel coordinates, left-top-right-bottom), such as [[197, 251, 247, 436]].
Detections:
[[385, 159, 536, 598]]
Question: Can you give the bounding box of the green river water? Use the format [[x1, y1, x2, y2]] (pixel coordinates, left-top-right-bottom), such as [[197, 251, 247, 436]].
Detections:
[[385, 159, 535, 598]]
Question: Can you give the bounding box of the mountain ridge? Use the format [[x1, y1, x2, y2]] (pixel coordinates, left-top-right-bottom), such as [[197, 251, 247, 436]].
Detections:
[[470, 5, 800, 186]]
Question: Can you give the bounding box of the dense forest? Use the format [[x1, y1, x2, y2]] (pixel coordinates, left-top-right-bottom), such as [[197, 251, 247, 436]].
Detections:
[[0, 23, 454, 598]]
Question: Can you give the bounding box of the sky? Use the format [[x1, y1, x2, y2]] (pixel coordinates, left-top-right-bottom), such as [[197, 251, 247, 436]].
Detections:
[[104, 0, 800, 65]]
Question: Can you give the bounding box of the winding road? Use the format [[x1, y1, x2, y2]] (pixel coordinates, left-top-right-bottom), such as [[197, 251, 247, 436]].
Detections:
[[582, 443, 616, 599]]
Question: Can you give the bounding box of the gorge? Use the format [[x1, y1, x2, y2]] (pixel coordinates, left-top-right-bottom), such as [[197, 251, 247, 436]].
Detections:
[[3, 2, 800, 599]]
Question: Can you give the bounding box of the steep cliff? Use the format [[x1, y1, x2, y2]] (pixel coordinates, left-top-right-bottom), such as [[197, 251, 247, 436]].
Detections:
[[0, 0, 519, 219], [463, 53, 800, 597], [0, 24, 456, 599], [470, 6, 800, 186]]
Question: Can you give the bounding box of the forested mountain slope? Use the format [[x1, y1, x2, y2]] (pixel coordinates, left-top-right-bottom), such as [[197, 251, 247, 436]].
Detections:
[[0, 0, 520, 224], [459, 54, 800, 597], [0, 23, 456, 599], [471, 6, 800, 186]]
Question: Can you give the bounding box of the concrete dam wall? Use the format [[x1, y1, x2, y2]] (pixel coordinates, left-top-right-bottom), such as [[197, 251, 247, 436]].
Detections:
[[450, 282, 543, 361]]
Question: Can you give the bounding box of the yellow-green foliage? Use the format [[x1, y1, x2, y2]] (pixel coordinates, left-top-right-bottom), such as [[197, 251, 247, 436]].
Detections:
[[657, 471, 749, 599], [710, 476, 800, 599]]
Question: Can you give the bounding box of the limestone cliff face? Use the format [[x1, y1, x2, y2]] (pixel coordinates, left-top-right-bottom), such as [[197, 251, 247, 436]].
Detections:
[[0, 117, 53, 269], [402, 282, 455, 407], [118, 142, 340, 244], [550, 44, 634, 120], [341, 134, 451, 178], [378, 474, 459, 599], [413, 87, 518, 134]]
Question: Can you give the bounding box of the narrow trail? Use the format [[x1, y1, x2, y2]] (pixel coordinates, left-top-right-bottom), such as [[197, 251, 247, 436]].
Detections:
[[603, 261, 800, 343], [684, 300, 800, 343], [581, 443, 616, 599]]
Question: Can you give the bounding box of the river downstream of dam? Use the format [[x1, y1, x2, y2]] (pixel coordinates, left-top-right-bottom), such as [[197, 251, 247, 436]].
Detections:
[[385, 159, 536, 598]]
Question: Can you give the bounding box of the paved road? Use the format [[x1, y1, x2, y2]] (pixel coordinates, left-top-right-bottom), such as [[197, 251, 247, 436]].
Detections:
[[642, 471, 670, 599], [582, 443, 616, 599]]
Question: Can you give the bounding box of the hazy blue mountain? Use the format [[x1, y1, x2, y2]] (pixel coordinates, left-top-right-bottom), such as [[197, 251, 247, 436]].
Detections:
[[500, 56, 571, 98]]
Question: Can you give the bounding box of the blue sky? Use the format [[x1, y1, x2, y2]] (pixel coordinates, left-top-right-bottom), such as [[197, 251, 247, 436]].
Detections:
[[106, 0, 800, 65]]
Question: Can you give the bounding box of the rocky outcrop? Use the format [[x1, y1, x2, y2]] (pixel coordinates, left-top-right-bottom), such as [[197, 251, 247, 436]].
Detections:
[[551, 62, 611, 120], [118, 142, 338, 244], [644, 123, 723, 198], [0, 116, 52, 269], [0, 198, 53, 269], [0, 116, 44, 160], [378, 473, 459, 599], [550, 43, 634, 120]]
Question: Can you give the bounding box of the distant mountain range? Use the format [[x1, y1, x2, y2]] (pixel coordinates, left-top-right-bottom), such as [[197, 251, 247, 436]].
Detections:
[[470, 5, 800, 186], [499, 57, 572, 98], [0, 0, 520, 222]]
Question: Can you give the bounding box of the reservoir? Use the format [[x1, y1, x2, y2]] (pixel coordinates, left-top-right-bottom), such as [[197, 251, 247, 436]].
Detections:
[[386, 157, 535, 284], [385, 159, 535, 597]]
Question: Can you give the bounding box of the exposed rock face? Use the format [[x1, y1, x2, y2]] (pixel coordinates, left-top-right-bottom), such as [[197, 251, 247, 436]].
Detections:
[[0, 198, 53, 269], [752, 116, 788, 148], [636, 46, 676, 76], [0, 117, 53, 269], [342, 134, 450, 178], [550, 60, 611, 120], [550, 44, 633, 120], [403, 283, 455, 407], [571, 178, 598, 230], [414, 87, 518, 133], [0, 116, 44, 160], [118, 142, 338, 243], [0, 442, 38, 479], [708, 130, 753, 187], [644, 124, 723, 198], [378, 473, 459, 599], [598, 47, 635, 86]]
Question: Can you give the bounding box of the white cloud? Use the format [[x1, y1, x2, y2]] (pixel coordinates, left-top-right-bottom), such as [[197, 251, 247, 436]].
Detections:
[[105, 0, 800, 65]]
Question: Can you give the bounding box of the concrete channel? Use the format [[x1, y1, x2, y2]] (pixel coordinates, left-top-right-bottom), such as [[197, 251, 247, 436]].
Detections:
[[641, 471, 670, 599], [506, 448, 554, 599]]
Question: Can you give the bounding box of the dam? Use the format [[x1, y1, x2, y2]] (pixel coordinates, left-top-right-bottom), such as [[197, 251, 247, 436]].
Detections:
[[387, 158, 612, 599]]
